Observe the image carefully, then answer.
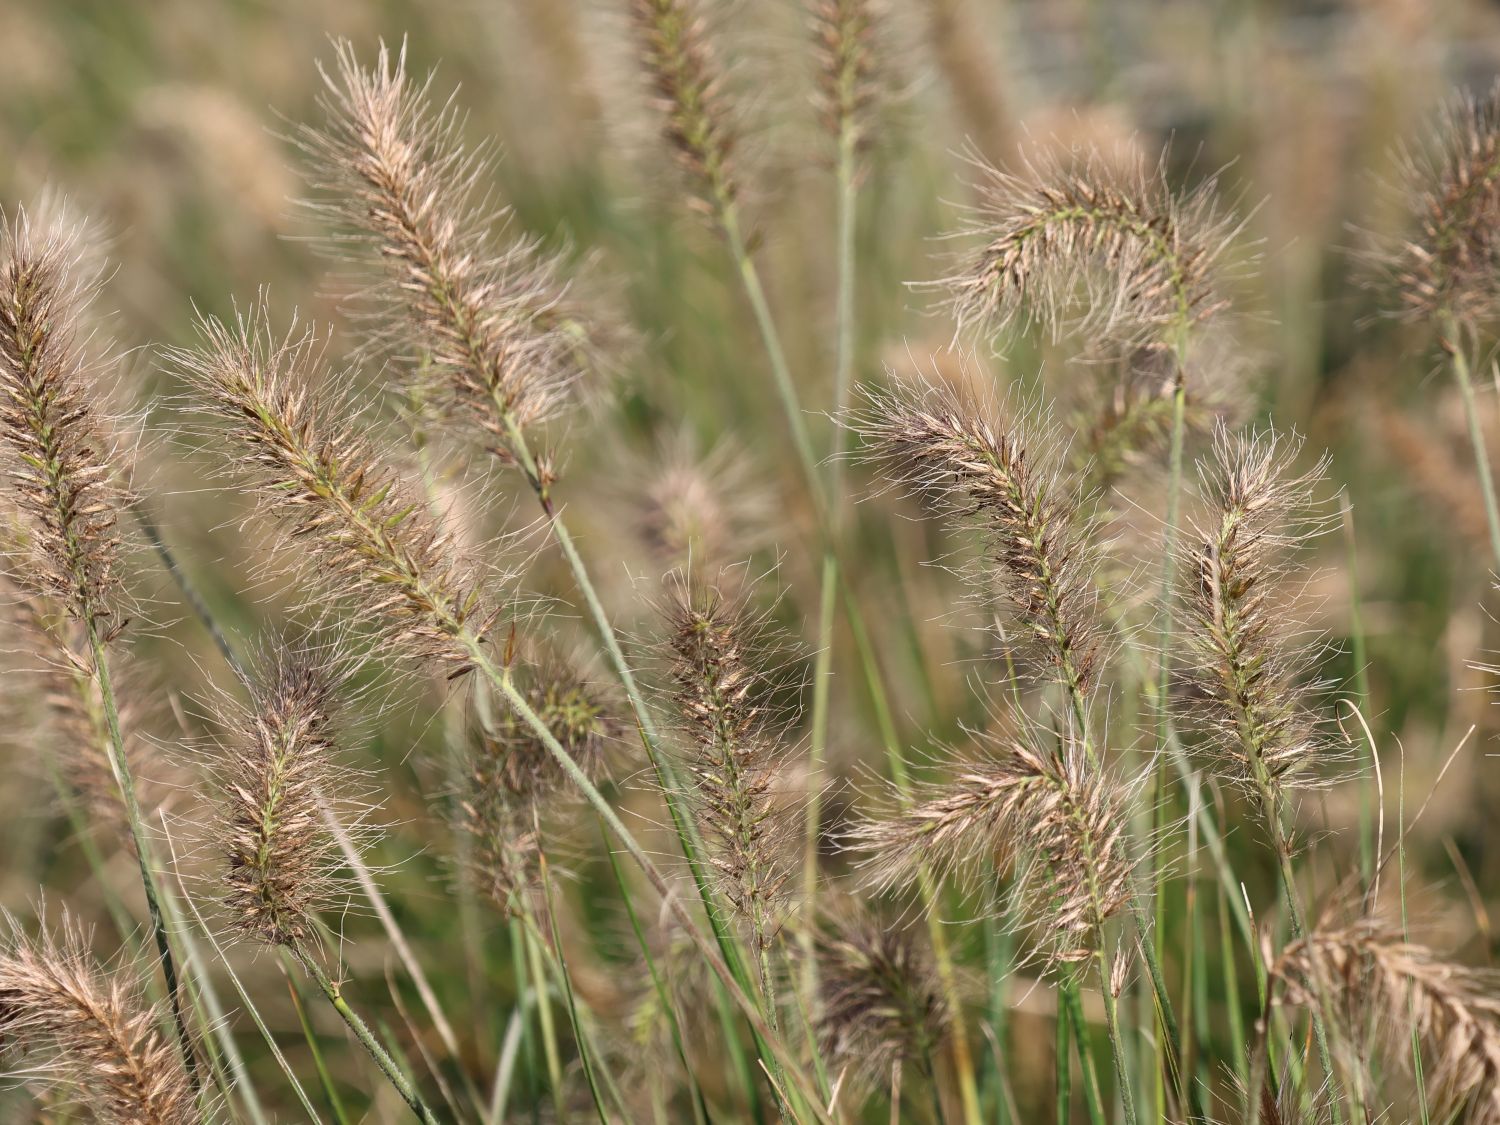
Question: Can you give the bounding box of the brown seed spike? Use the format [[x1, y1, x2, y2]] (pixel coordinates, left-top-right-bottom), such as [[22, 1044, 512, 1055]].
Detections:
[[298, 40, 607, 470], [221, 646, 348, 951], [629, 0, 741, 216], [0, 210, 127, 635], [849, 378, 1103, 699], [168, 301, 488, 673], [1382, 82, 1500, 326], [0, 914, 199, 1125], [809, 0, 883, 161], [848, 726, 1134, 967]]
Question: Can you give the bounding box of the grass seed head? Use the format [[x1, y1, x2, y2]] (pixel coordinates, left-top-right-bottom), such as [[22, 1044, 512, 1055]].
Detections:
[[0, 210, 127, 636], [0, 913, 199, 1125]]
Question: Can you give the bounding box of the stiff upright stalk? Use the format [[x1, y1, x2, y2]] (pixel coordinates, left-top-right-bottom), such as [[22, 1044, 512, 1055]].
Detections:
[[1441, 313, 1500, 569]]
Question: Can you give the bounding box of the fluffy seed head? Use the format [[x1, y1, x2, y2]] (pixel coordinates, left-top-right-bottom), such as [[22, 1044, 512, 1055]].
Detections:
[[815, 907, 949, 1088], [220, 646, 348, 950], [0, 914, 199, 1124], [1274, 919, 1500, 1125], [625, 433, 773, 571], [663, 576, 794, 933], [850, 378, 1103, 697], [944, 148, 1237, 349], [170, 302, 491, 673], [1382, 83, 1500, 325], [1179, 426, 1335, 799], [0, 210, 127, 634], [849, 727, 1134, 966], [460, 658, 618, 911], [629, 0, 741, 215], [809, 0, 883, 159], [299, 41, 604, 469]]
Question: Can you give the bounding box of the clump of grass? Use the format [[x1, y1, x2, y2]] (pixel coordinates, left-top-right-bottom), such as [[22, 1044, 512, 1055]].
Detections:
[[0, 913, 199, 1125]]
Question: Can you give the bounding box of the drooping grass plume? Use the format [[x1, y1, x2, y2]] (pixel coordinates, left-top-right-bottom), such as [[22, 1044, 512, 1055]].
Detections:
[[813, 905, 950, 1094], [1179, 426, 1337, 809], [944, 147, 1238, 351], [628, 0, 742, 217], [218, 644, 351, 952], [1273, 919, 1500, 1125], [1381, 82, 1500, 327], [849, 727, 1134, 967], [461, 658, 619, 911], [0, 913, 199, 1125], [662, 577, 794, 957], [298, 40, 605, 487], [849, 378, 1103, 707], [169, 303, 493, 676]]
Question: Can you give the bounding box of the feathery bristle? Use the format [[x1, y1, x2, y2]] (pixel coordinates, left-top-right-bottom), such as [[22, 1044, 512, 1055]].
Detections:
[[850, 379, 1102, 697], [0, 915, 198, 1124], [0, 211, 126, 635], [1180, 426, 1333, 799], [663, 576, 792, 936], [814, 907, 949, 1088], [1275, 920, 1500, 1125], [221, 646, 347, 949], [1384, 82, 1500, 325], [300, 41, 601, 471], [945, 148, 1235, 348], [809, 0, 882, 158], [629, 0, 741, 215], [849, 728, 1133, 965], [170, 303, 489, 673], [461, 660, 619, 910]]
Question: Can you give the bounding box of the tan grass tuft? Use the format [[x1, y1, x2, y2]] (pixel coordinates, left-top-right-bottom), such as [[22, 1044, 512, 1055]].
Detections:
[[0, 914, 199, 1124]]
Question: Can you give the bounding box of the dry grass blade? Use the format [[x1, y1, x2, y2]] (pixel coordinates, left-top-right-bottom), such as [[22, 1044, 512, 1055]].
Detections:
[[0, 913, 199, 1125]]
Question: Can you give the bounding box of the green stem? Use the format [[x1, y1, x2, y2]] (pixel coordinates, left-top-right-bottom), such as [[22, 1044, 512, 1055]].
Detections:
[[295, 952, 441, 1125], [1442, 314, 1500, 569], [86, 626, 200, 1089], [471, 644, 825, 1119]]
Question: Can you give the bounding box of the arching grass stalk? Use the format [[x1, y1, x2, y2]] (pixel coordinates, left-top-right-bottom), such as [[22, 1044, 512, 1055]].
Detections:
[[294, 952, 441, 1125], [1439, 312, 1500, 568]]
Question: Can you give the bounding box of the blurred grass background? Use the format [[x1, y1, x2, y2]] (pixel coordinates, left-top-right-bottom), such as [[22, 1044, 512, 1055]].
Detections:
[[8, 0, 1500, 1118]]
